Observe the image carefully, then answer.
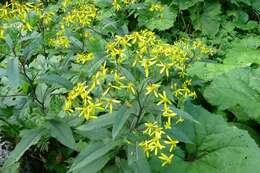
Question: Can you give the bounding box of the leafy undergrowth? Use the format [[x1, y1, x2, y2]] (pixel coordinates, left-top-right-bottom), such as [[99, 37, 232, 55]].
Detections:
[[0, 0, 260, 173]]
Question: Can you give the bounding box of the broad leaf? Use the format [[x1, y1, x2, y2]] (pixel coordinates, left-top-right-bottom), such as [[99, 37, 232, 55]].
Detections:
[[4, 128, 43, 167], [76, 112, 116, 131], [69, 140, 121, 172], [174, 0, 203, 10], [39, 73, 73, 89], [151, 104, 260, 173], [112, 104, 136, 139], [127, 143, 151, 173], [191, 2, 222, 36], [188, 62, 236, 81], [7, 57, 20, 88], [224, 47, 260, 66], [138, 6, 177, 31], [46, 119, 76, 149], [204, 68, 260, 122]]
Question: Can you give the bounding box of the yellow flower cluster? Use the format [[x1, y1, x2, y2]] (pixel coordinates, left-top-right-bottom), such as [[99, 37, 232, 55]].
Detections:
[[0, 0, 42, 32], [106, 30, 211, 79], [149, 3, 164, 12], [49, 25, 70, 48], [105, 30, 212, 165], [64, 61, 127, 119], [139, 122, 179, 166], [75, 53, 94, 64], [40, 11, 55, 26], [112, 0, 138, 11], [0, 0, 40, 20], [64, 31, 211, 166], [174, 79, 196, 99], [192, 40, 214, 55], [64, 82, 104, 120], [63, 3, 97, 28]]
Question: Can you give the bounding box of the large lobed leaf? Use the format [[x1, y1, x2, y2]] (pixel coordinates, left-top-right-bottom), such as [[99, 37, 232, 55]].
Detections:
[[204, 68, 260, 122], [151, 104, 260, 173]]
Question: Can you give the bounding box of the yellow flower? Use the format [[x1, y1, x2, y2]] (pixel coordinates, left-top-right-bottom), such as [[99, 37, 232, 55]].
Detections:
[[50, 35, 70, 48], [164, 136, 179, 152], [156, 62, 174, 77], [122, 82, 136, 95], [149, 3, 164, 12], [149, 139, 165, 156], [75, 53, 94, 64], [64, 99, 73, 113], [76, 101, 104, 120], [140, 58, 156, 78], [63, 3, 97, 28], [164, 121, 171, 129], [143, 122, 158, 136], [0, 27, 4, 39], [102, 98, 120, 113], [112, 0, 121, 11], [113, 71, 125, 85], [158, 153, 174, 166], [162, 106, 176, 128], [139, 140, 151, 157], [157, 91, 171, 107], [145, 83, 160, 97]]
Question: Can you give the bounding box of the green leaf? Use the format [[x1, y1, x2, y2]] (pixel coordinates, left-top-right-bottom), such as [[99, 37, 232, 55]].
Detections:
[[1, 162, 20, 173], [138, 6, 177, 31], [112, 104, 136, 139], [174, 0, 203, 10], [69, 140, 121, 172], [224, 47, 260, 66], [231, 0, 251, 6], [188, 45, 260, 81], [204, 68, 260, 122], [151, 104, 260, 173], [191, 2, 222, 36], [69, 36, 83, 50], [127, 143, 151, 173], [76, 112, 116, 131], [188, 62, 236, 81], [39, 73, 73, 89], [46, 119, 76, 149], [23, 36, 42, 60], [4, 129, 43, 167], [7, 57, 20, 88], [4, 33, 13, 50], [86, 56, 106, 77]]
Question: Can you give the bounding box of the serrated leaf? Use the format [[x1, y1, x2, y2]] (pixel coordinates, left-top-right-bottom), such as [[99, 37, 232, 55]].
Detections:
[[224, 47, 260, 66], [204, 68, 260, 122], [188, 62, 236, 81], [151, 104, 260, 173], [46, 119, 76, 149], [4, 129, 43, 167], [191, 2, 222, 36], [188, 45, 260, 81], [138, 6, 177, 31]]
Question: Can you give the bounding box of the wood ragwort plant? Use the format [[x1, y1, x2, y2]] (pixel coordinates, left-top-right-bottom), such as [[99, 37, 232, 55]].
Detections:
[[0, 0, 260, 173]]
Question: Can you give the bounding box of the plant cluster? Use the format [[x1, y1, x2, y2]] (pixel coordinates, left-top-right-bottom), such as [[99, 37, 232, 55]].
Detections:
[[0, 0, 259, 173]]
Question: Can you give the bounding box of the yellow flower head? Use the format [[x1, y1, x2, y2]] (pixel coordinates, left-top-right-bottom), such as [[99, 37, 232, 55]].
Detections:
[[158, 153, 174, 166]]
